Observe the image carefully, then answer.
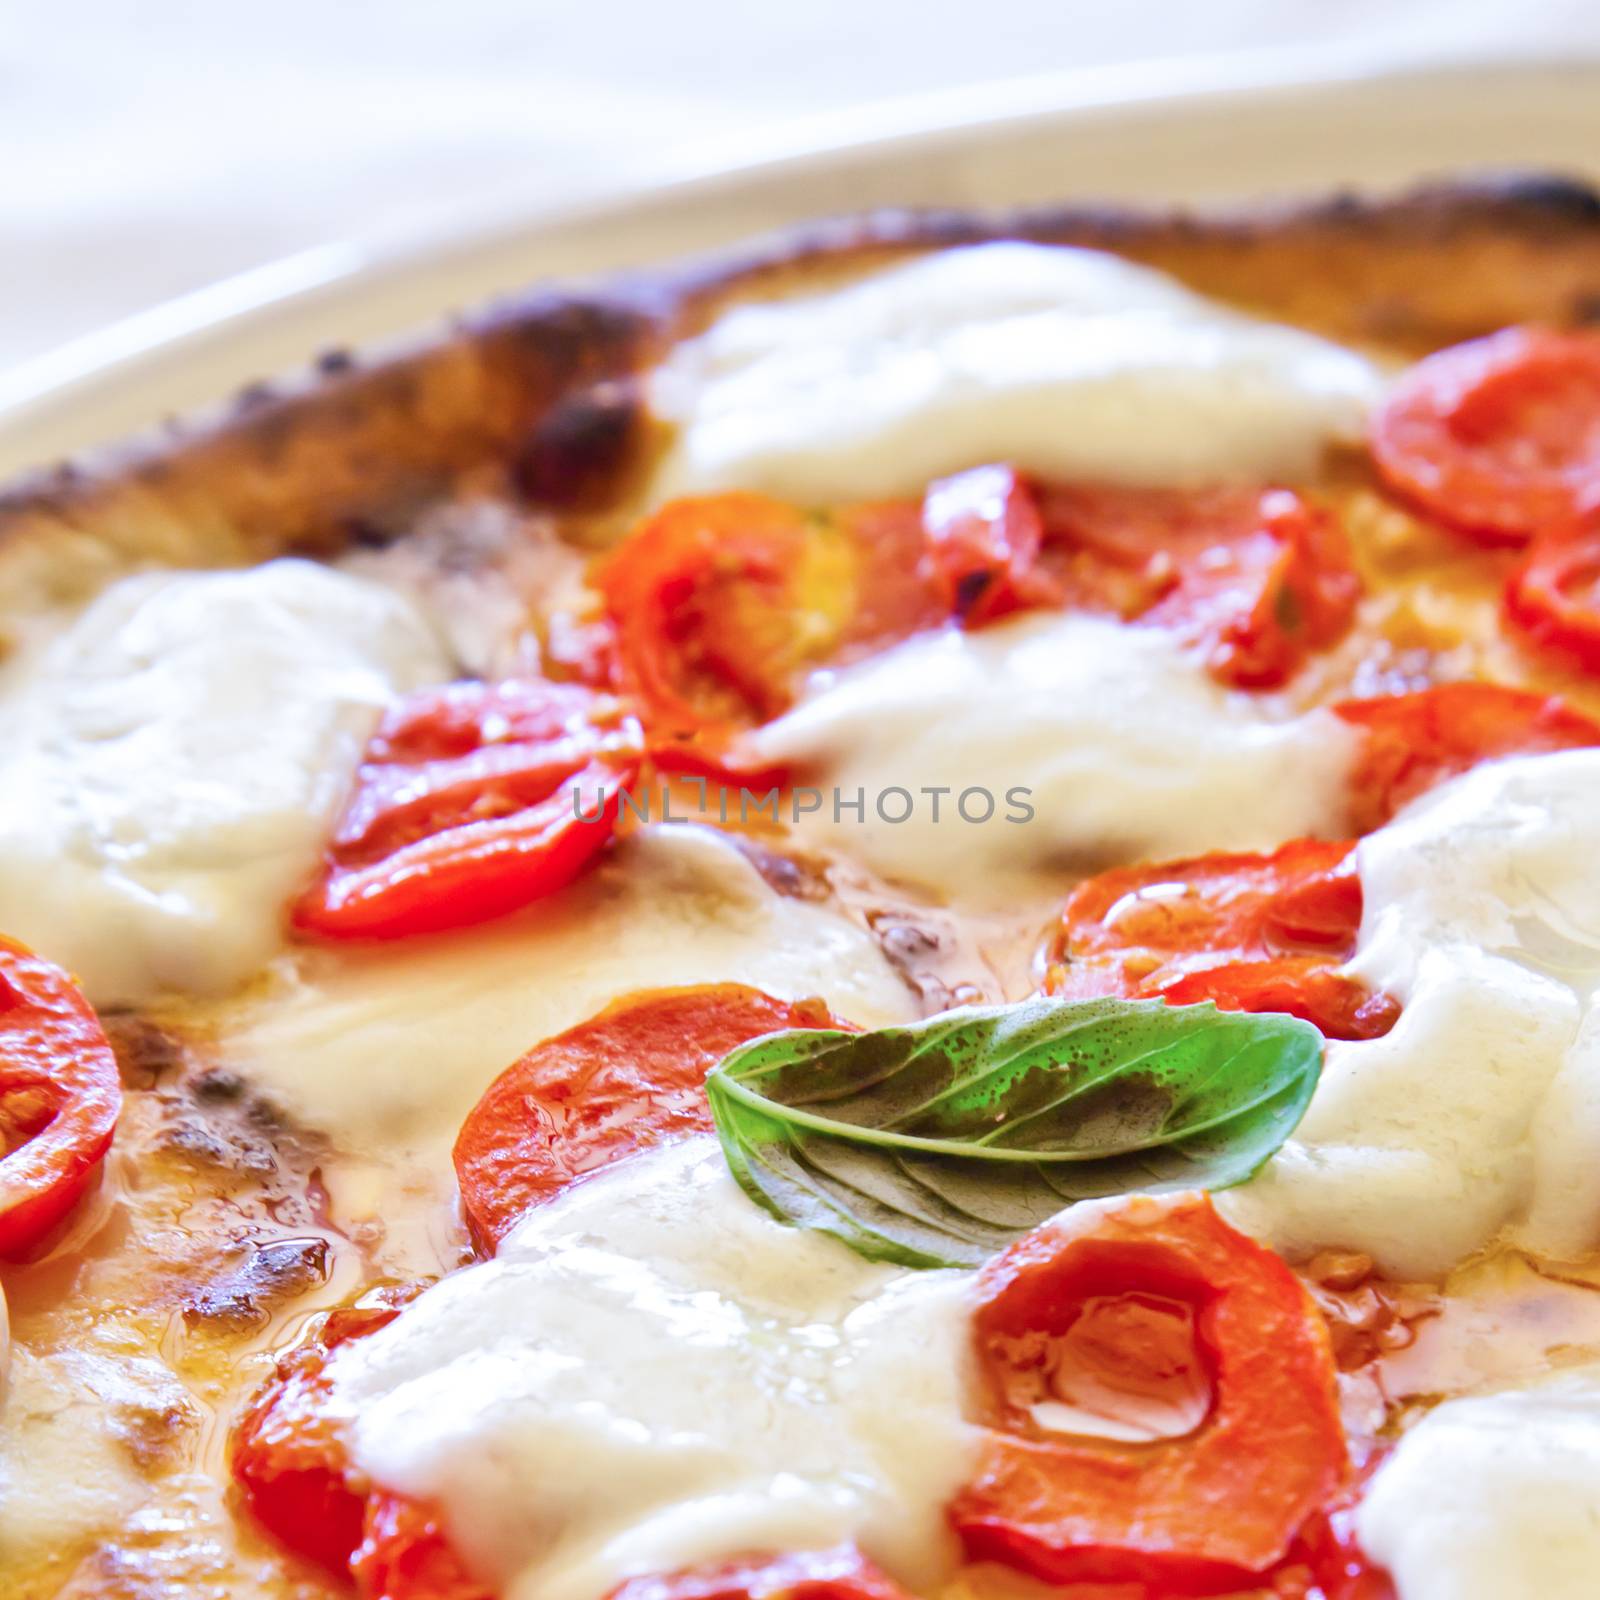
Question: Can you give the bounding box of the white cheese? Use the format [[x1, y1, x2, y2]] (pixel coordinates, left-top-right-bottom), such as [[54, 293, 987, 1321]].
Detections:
[[1358, 1366, 1600, 1600], [330, 1138, 977, 1600], [1221, 749, 1600, 1278], [223, 825, 916, 1167], [0, 1342, 190, 1575], [748, 612, 1357, 902], [651, 242, 1384, 503], [0, 559, 446, 1004]]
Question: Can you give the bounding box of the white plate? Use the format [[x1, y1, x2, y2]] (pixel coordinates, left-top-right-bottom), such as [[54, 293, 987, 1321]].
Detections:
[[3, 48, 1599, 478]]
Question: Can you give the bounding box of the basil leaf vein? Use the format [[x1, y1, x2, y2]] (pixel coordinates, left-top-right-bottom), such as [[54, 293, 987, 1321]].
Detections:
[[705, 996, 1322, 1268]]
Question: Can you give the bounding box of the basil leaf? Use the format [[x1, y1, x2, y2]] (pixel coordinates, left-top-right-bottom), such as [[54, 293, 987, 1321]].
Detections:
[[705, 996, 1321, 1269]]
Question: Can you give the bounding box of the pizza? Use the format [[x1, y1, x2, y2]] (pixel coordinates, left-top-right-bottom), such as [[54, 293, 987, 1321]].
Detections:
[[4, 173, 1600, 1600]]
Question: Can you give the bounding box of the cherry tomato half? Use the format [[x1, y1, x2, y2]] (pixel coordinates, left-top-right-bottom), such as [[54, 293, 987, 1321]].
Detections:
[[453, 984, 848, 1255], [600, 494, 860, 740], [921, 464, 1061, 627], [0, 937, 121, 1258], [1370, 327, 1600, 544], [1505, 526, 1600, 675], [1335, 681, 1600, 833], [949, 1193, 1348, 1591], [1039, 484, 1361, 689], [354, 1493, 492, 1600], [233, 1299, 490, 1598], [1041, 840, 1399, 1042], [294, 678, 642, 941], [231, 1303, 405, 1582]]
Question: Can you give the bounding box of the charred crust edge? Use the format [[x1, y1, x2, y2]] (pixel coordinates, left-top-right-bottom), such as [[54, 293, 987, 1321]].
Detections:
[[2, 171, 1599, 577]]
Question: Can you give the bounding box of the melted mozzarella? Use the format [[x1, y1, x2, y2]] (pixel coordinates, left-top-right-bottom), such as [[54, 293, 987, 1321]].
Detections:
[[329, 1138, 977, 1600], [1358, 1366, 1600, 1600], [223, 826, 916, 1166], [0, 560, 446, 1004], [748, 612, 1356, 901], [1222, 749, 1600, 1278], [0, 1342, 190, 1573], [651, 242, 1384, 502]]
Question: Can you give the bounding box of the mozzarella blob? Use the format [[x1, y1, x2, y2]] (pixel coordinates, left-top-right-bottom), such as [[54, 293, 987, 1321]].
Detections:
[[651, 242, 1384, 502], [748, 612, 1356, 901], [330, 1138, 977, 1600], [222, 825, 916, 1166], [0, 559, 446, 1004], [1222, 749, 1600, 1278], [1359, 1366, 1600, 1600]]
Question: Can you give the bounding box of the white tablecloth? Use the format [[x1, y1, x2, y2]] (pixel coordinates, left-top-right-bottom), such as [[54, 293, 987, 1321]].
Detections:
[[3, 0, 1596, 371]]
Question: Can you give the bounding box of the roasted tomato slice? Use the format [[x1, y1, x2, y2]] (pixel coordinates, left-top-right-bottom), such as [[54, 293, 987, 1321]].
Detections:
[[1270, 1476, 1398, 1600], [454, 984, 849, 1254], [1370, 327, 1600, 544], [232, 1303, 403, 1581], [233, 1301, 488, 1598], [1334, 681, 1600, 832], [949, 1193, 1347, 1591], [1041, 840, 1399, 1043], [1038, 484, 1361, 688], [608, 1548, 915, 1600], [354, 1493, 492, 1600], [294, 678, 642, 941], [600, 494, 860, 740], [0, 937, 121, 1258], [922, 465, 1061, 627], [1505, 526, 1600, 674]]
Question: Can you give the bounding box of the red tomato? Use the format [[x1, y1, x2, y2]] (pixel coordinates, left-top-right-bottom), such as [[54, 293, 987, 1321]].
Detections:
[[1505, 526, 1600, 674], [1335, 682, 1600, 833], [1040, 840, 1399, 1043], [922, 465, 1061, 626], [1370, 327, 1600, 545], [294, 679, 642, 941], [1039, 484, 1361, 689], [233, 1301, 489, 1598], [0, 936, 121, 1258], [1267, 1483, 1397, 1600], [949, 1193, 1348, 1591], [607, 1548, 916, 1600], [600, 494, 859, 739], [454, 984, 849, 1255], [355, 1494, 493, 1600], [231, 1303, 404, 1581]]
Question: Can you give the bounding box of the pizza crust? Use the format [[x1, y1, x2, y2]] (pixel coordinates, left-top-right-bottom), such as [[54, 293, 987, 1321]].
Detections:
[[3, 172, 1600, 1600], [2, 173, 1599, 632]]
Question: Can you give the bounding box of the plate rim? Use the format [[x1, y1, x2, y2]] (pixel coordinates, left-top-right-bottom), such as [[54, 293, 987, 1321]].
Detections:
[[4, 43, 1600, 462]]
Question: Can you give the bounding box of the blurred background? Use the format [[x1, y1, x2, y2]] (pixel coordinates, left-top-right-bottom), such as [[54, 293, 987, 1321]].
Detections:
[[4, 0, 1598, 371]]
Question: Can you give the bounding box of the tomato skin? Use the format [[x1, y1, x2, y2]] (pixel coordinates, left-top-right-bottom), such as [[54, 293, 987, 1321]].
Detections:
[[1504, 526, 1600, 674], [294, 679, 641, 941], [949, 1193, 1347, 1591], [0, 936, 122, 1258], [354, 1494, 493, 1600], [600, 494, 856, 739], [1039, 485, 1360, 689], [454, 984, 849, 1255], [1041, 841, 1398, 1043], [607, 1547, 916, 1600], [233, 1301, 492, 1598], [1334, 682, 1600, 833], [1268, 1494, 1396, 1600], [1370, 327, 1600, 545], [922, 465, 1060, 627], [231, 1304, 403, 1581], [1153, 960, 1400, 1044]]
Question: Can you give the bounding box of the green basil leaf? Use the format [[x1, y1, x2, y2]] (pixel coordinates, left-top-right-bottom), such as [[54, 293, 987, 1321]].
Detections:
[[705, 996, 1322, 1269]]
